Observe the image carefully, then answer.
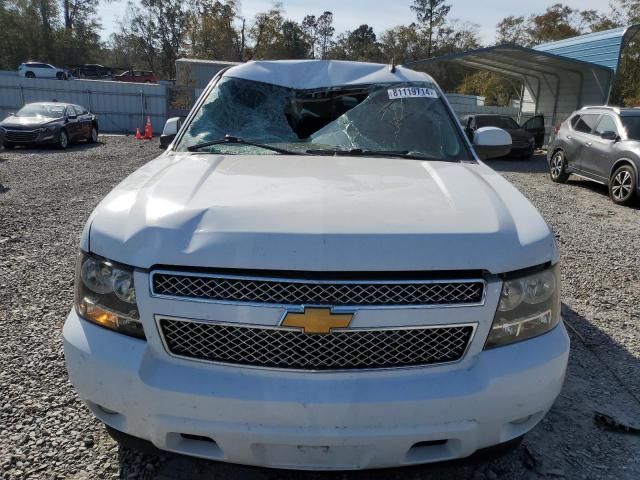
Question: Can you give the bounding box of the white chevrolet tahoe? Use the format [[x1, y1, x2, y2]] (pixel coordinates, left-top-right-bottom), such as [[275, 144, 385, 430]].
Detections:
[[64, 60, 569, 470]]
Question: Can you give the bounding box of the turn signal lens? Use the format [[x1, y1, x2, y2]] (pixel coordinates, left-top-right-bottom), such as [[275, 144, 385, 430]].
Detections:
[[74, 253, 145, 340]]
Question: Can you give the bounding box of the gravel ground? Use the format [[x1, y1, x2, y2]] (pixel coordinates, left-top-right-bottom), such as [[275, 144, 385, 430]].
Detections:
[[1, 138, 639, 480]]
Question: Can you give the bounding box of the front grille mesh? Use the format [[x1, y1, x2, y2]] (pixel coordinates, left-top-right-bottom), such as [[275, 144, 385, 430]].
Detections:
[[5, 130, 38, 142], [159, 319, 474, 370], [152, 273, 484, 307]]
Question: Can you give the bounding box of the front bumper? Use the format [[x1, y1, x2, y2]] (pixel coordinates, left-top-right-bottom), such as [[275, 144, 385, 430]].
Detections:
[[2, 130, 58, 146], [63, 310, 569, 470]]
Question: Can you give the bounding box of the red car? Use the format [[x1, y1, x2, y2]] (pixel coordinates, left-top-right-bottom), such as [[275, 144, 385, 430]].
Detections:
[[113, 70, 158, 84]]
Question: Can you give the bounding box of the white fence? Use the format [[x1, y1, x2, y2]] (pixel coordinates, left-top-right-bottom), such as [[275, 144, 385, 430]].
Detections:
[[0, 75, 167, 133]]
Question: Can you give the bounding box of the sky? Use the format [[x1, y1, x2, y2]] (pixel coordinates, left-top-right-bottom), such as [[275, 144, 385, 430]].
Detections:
[[97, 0, 608, 44]]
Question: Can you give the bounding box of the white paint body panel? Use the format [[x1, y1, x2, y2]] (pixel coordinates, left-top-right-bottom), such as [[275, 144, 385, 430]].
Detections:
[[223, 60, 433, 89], [64, 306, 569, 470], [87, 153, 557, 273]]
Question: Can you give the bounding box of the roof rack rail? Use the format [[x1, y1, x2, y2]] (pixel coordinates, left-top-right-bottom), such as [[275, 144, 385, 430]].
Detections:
[[580, 105, 620, 114]]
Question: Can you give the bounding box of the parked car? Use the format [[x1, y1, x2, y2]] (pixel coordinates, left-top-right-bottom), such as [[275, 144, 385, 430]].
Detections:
[[72, 64, 113, 79], [0, 102, 98, 149], [461, 114, 545, 158], [63, 60, 568, 471], [18, 62, 68, 80], [548, 106, 640, 205], [113, 69, 158, 83]]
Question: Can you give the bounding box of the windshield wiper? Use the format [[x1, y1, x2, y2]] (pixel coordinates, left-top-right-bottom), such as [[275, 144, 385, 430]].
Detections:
[[306, 148, 439, 160], [187, 135, 304, 155]]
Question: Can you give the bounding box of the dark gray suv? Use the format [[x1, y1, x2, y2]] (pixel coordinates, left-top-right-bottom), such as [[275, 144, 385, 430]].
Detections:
[[548, 106, 640, 205]]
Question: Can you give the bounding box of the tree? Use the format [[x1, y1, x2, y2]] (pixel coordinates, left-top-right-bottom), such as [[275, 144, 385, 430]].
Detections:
[[248, 4, 310, 59], [527, 3, 581, 45], [329, 24, 381, 61], [301, 14, 318, 58], [457, 71, 519, 106], [316, 11, 334, 59], [189, 0, 242, 61], [410, 0, 450, 57], [379, 24, 427, 64], [496, 16, 527, 45], [123, 0, 191, 78], [61, 0, 98, 30]]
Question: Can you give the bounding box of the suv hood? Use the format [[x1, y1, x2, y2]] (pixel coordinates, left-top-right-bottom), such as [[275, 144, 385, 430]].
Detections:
[[87, 153, 557, 273]]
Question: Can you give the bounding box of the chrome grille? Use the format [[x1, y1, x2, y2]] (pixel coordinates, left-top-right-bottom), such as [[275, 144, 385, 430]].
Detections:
[[151, 272, 485, 307], [5, 129, 39, 142], [159, 318, 475, 370]]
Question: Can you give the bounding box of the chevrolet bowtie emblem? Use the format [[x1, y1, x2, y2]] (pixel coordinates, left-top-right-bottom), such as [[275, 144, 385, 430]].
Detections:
[[281, 308, 353, 334]]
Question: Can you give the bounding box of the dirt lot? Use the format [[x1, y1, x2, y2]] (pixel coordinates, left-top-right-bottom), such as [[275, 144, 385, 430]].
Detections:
[[1, 137, 639, 480]]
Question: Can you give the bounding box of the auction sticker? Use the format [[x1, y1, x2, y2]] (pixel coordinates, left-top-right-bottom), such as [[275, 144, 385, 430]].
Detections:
[[388, 87, 439, 99]]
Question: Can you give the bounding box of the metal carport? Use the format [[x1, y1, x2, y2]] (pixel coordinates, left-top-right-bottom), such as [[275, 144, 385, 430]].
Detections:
[[405, 25, 640, 145], [406, 45, 613, 145]]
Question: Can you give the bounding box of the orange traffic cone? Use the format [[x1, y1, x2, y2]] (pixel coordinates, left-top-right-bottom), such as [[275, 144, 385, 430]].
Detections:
[[144, 116, 153, 139], [135, 127, 142, 140]]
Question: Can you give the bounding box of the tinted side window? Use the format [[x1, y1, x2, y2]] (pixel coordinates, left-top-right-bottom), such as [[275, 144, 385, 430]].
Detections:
[[594, 115, 618, 136], [529, 116, 543, 129], [570, 115, 581, 128], [573, 114, 600, 134]]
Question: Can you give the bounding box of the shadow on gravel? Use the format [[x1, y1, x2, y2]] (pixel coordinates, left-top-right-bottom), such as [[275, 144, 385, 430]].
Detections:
[[113, 303, 640, 480], [0, 183, 9, 194], [3, 142, 104, 154], [563, 178, 640, 210], [484, 153, 548, 174]]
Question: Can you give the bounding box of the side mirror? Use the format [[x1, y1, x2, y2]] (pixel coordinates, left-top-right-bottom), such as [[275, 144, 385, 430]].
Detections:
[[601, 131, 619, 141], [67, 113, 77, 120], [160, 117, 183, 149], [473, 127, 512, 160]]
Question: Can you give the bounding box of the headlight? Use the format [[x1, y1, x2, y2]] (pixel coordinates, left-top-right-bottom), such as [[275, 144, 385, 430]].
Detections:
[[485, 265, 560, 349], [74, 252, 145, 339]]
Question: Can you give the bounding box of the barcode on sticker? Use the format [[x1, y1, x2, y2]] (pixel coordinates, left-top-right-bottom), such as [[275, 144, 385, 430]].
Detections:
[[388, 87, 439, 99]]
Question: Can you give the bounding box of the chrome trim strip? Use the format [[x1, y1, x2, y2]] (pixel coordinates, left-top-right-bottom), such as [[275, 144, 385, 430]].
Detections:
[[570, 172, 606, 185], [148, 270, 487, 309], [154, 315, 478, 373]]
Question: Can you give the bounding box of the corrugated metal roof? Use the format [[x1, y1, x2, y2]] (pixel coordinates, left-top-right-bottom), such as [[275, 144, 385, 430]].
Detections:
[[535, 25, 640, 72]]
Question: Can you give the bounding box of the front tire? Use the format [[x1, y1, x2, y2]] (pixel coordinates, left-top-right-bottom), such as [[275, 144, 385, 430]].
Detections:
[[609, 165, 636, 206], [58, 130, 69, 150], [88, 126, 98, 143], [56, 72, 65, 80], [549, 150, 570, 183], [25, 71, 35, 79]]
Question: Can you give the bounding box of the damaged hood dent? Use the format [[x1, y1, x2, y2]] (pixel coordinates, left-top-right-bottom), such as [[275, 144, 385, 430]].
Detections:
[[88, 153, 556, 273]]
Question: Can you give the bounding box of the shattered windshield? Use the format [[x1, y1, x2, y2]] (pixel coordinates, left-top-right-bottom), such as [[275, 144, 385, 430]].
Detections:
[[178, 76, 472, 160]]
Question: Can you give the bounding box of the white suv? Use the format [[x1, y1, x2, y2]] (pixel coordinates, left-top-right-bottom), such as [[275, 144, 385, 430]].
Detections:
[[63, 60, 569, 470], [18, 62, 67, 80]]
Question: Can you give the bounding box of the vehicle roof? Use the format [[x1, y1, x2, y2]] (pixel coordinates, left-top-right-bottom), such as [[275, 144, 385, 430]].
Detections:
[[24, 102, 73, 107], [223, 60, 435, 89], [579, 105, 640, 116]]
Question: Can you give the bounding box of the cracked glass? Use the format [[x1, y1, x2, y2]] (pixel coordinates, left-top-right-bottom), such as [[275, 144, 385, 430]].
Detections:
[[178, 76, 471, 160]]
